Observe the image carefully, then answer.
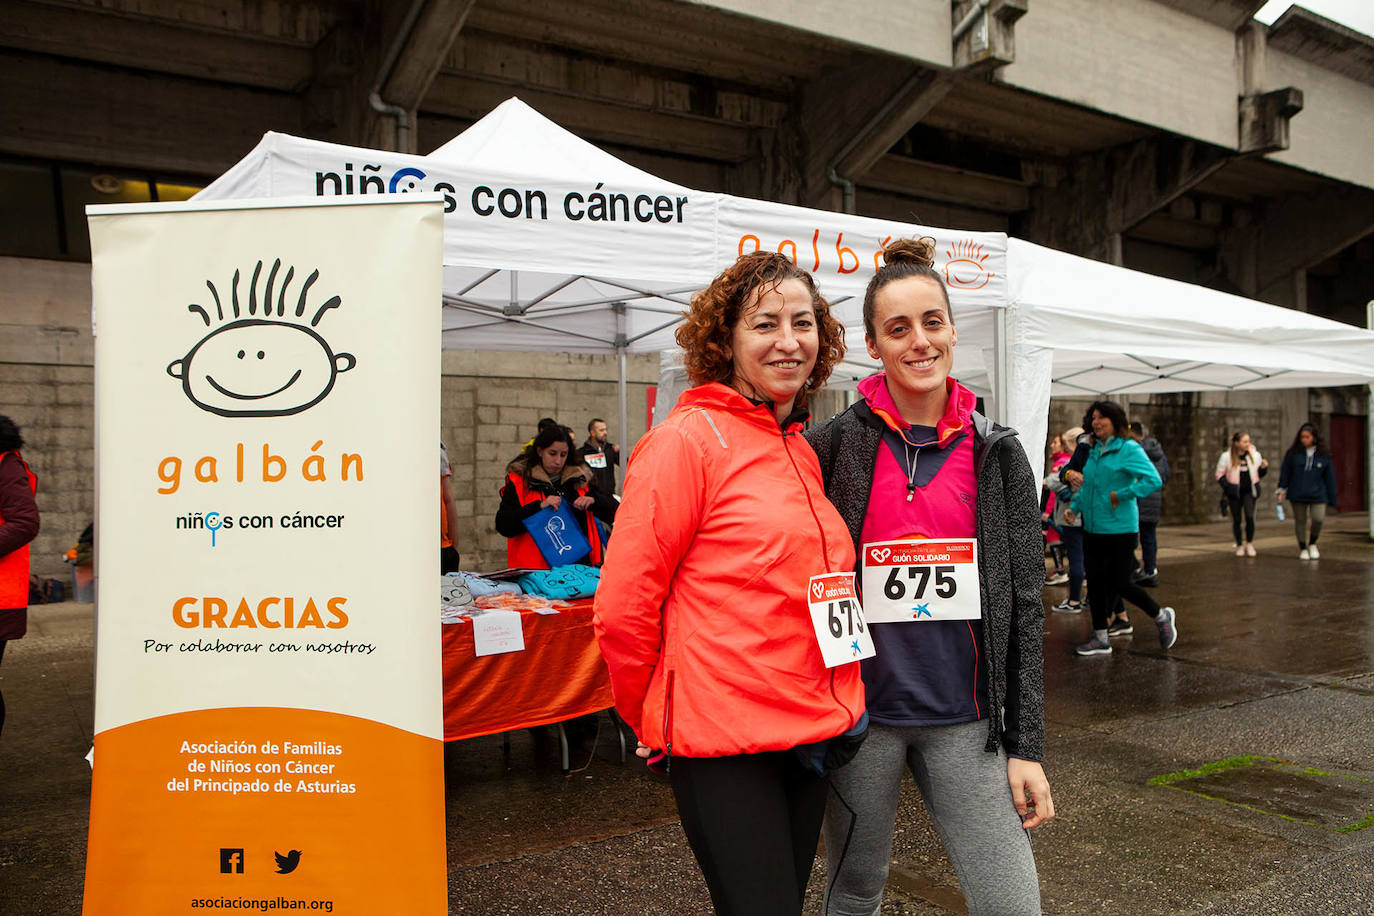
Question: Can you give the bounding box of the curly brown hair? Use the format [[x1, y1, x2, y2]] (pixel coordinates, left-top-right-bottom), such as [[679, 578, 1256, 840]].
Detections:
[[675, 252, 845, 399]]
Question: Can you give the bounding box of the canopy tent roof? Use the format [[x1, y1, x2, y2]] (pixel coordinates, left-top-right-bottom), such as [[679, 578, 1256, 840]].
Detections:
[[195, 98, 1007, 383], [198, 96, 1374, 465], [1008, 239, 1374, 396]]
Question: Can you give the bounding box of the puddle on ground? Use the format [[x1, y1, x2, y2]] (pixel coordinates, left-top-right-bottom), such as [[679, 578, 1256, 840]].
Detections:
[[1151, 756, 1374, 832]]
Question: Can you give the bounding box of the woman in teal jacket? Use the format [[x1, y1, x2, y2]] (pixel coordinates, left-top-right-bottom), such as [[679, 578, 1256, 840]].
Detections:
[[1064, 401, 1177, 656]]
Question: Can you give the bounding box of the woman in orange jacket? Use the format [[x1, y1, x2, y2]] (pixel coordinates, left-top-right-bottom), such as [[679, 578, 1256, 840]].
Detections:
[[595, 252, 867, 916]]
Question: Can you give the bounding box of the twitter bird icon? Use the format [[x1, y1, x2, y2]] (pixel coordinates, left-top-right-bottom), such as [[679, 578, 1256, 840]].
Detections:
[[275, 850, 302, 874]]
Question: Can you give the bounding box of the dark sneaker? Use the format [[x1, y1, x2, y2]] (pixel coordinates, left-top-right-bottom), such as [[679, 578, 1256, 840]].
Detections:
[[1156, 606, 1178, 650], [1107, 617, 1133, 637], [1133, 569, 1158, 587], [1074, 634, 1112, 656], [1051, 599, 1082, 613]]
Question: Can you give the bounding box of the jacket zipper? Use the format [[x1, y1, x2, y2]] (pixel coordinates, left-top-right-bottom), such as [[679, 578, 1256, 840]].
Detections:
[[783, 425, 859, 723]]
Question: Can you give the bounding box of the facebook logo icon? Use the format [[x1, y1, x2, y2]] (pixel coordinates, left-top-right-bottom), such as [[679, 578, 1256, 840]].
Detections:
[[220, 848, 244, 874]]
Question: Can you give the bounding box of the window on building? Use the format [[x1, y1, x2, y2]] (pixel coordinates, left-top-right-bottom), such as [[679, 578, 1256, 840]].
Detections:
[[0, 156, 205, 261]]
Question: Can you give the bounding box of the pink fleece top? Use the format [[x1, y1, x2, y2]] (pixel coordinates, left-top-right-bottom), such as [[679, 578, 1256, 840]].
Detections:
[[857, 374, 978, 546], [854, 374, 983, 728]]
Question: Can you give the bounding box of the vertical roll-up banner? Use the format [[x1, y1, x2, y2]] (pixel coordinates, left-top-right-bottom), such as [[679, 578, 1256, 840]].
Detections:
[[82, 197, 447, 914]]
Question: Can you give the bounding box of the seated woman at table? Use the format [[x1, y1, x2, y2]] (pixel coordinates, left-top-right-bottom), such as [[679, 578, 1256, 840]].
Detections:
[[495, 424, 617, 569], [595, 251, 867, 916]]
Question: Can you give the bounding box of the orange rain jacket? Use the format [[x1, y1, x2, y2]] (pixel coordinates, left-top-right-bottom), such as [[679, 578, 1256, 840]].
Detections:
[[594, 383, 864, 758]]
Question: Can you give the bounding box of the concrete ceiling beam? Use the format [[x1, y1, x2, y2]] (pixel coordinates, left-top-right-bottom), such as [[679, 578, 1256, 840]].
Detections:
[[3, 0, 314, 91], [378, 0, 477, 113], [791, 57, 951, 210], [0, 50, 298, 175], [445, 32, 790, 129], [463, 0, 848, 91], [1023, 135, 1233, 262], [859, 155, 1030, 213], [1256, 186, 1374, 296], [422, 76, 753, 162]]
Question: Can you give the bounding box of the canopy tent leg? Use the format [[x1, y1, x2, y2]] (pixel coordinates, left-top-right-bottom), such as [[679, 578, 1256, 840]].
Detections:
[[616, 302, 629, 496]]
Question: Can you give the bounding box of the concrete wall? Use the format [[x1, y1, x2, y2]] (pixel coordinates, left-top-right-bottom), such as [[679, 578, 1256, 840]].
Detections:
[[1267, 49, 1374, 191], [1002, 0, 1240, 149], [0, 257, 96, 578], [440, 349, 658, 572], [687, 0, 952, 66]]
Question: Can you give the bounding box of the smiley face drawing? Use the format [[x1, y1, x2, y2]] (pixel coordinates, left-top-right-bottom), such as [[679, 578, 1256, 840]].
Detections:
[[167, 259, 356, 418]]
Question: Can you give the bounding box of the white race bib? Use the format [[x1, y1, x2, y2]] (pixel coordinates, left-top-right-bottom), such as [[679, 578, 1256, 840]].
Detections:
[[860, 538, 982, 623], [585, 452, 607, 469], [807, 573, 876, 667]]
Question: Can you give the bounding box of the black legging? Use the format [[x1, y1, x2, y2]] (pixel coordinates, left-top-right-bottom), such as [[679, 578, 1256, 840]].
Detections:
[[1227, 491, 1256, 545], [1083, 532, 1161, 631], [670, 750, 828, 915]]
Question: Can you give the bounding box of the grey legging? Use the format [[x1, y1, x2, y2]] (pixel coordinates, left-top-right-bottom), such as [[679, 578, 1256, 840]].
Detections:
[[1291, 501, 1327, 548], [823, 720, 1040, 916]]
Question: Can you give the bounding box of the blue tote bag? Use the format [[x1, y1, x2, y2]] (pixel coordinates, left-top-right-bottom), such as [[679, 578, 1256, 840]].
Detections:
[[521, 501, 591, 567]]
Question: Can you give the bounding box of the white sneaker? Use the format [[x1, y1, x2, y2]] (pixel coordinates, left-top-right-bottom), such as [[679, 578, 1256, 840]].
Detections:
[[1235, 545, 1245, 556], [1245, 543, 1256, 557], [1309, 544, 1320, 559], [1299, 547, 1311, 560]]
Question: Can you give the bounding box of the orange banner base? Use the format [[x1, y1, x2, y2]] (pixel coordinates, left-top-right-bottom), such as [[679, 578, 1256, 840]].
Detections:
[[83, 707, 446, 914]]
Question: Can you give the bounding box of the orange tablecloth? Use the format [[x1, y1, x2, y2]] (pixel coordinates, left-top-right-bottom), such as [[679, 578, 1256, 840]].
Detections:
[[441, 599, 615, 742]]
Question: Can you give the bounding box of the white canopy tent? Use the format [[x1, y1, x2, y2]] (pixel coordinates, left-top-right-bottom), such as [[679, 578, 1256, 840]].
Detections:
[[198, 97, 1374, 483], [196, 97, 1009, 458]]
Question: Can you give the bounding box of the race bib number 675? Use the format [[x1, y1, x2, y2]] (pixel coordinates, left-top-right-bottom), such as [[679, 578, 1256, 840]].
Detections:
[[861, 538, 981, 623], [807, 573, 876, 667]]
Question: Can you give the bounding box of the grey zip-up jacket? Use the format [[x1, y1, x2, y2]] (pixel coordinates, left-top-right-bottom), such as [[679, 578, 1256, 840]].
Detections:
[[805, 401, 1046, 761]]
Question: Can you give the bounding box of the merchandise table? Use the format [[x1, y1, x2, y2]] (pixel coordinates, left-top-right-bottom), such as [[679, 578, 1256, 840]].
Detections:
[[441, 599, 618, 749]]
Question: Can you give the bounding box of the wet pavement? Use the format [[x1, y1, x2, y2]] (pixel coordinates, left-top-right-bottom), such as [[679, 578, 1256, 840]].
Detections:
[[3, 511, 1373, 914]]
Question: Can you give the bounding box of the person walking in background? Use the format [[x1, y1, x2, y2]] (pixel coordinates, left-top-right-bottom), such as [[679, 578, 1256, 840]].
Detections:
[[1061, 418, 1133, 630], [1277, 422, 1338, 560], [595, 252, 866, 916], [0, 415, 40, 738], [1129, 421, 1169, 586], [1041, 432, 1071, 586], [806, 238, 1051, 916], [578, 417, 621, 499], [1216, 431, 1267, 557], [1046, 426, 1086, 613], [1065, 401, 1176, 657]]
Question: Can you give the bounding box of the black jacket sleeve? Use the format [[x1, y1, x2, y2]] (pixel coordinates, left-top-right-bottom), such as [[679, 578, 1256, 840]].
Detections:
[[802, 417, 836, 486], [586, 480, 619, 524], [999, 439, 1046, 762], [494, 478, 544, 538]]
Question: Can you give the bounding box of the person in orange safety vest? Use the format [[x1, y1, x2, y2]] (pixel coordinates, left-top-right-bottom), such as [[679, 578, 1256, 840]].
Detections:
[[494, 424, 616, 569], [0, 415, 40, 738]]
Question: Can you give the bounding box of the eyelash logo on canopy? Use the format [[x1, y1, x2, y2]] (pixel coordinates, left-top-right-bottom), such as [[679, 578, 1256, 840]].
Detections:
[[166, 260, 357, 418], [943, 239, 995, 291]]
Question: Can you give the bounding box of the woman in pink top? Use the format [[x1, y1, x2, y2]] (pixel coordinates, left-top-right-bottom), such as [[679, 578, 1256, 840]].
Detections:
[[806, 239, 1052, 915]]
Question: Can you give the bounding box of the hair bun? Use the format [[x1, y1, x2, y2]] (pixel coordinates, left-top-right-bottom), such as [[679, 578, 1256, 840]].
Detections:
[[882, 237, 936, 269]]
